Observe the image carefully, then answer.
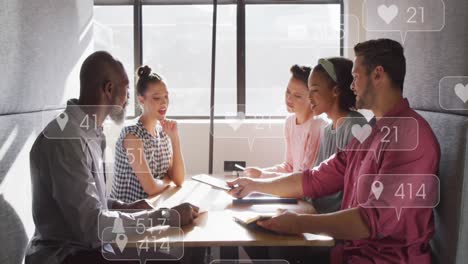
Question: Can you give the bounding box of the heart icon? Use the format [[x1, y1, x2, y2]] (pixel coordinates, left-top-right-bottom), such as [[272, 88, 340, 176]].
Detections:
[[454, 83, 468, 103], [377, 5, 399, 25], [352, 124, 372, 144], [227, 112, 246, 131]]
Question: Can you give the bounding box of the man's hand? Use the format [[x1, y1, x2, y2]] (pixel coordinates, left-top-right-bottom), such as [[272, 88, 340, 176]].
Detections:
[[169, 202, 199, 227], [244, 167, 263, 178], [226, 177, 261, 198], [111, 199, 154, 211], [129, 199, 154, 210], [257, 209, 303, 235]]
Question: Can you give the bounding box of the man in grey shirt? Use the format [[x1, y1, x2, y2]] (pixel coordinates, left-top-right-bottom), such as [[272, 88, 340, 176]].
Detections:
[[25, 51, 197, 264]]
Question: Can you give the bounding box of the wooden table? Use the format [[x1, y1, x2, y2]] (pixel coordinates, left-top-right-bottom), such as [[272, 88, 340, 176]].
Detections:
[[142, 175, 334, 248]]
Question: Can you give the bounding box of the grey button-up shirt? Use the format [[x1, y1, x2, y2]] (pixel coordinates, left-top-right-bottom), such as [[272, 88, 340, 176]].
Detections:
[[26, 99, 154, 264]]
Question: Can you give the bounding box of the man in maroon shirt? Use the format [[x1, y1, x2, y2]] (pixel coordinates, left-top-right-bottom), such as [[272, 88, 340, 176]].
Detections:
[[228, 38, 441, 263]]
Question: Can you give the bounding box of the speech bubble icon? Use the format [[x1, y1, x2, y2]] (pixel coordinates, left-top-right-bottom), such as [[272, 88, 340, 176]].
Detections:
[[98, 209, 182, 241], [337, 117, 419, 162], [377, 4, 399, 24], [97, 139, 168, 174], [101, 226, 184, 263], [439, 76, 468, 111], [363, 0, 446, 44], [316, 15, 361, 56], [99, 209, 185, 263], [212, 104, 286, 152], [42, 104, 124, 140], [357, 174, 440, 220], [226, 112, 246, 131]]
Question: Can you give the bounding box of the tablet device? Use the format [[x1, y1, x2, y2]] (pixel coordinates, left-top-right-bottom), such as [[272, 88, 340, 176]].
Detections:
[[233, 194, 297, 205], [233, 213, 273, 225], [192, 174, 232, 191]]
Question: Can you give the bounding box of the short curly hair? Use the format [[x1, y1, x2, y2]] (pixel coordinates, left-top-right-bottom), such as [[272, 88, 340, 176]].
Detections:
[[354, 38, 406, 92]]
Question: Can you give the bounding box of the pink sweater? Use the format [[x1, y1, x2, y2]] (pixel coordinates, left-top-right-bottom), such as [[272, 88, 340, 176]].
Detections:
[[266, 114, 326, 174]]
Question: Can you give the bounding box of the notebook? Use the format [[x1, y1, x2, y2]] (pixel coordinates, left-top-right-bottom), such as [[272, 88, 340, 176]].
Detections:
[[233, 212, 276, 233]]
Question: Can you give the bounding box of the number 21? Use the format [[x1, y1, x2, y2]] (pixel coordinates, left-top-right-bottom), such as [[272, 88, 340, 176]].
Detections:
[[407, 7, 424, 24]]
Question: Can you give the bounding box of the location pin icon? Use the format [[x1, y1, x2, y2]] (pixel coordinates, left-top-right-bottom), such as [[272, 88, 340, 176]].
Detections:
[[115, 233, 128, 253], [56, 113, 69, 131], [371, 181, 384, 200]]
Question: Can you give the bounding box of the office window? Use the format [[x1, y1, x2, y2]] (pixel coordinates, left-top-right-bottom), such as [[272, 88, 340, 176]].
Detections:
[[143, 5, 236, 117], [93, 1, 342, 118], [246, 4, 341, 116], [93, 6, 135, 117]]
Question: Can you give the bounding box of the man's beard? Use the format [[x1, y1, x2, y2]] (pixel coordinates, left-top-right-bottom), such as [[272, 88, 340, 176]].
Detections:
[[356, 79, 373, 110], [109, 99, 127, 125]]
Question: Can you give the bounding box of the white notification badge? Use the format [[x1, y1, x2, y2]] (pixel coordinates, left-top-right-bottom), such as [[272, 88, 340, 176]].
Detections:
[[42, 104, 124, 140], [98, 209, 185, 263], [439, 76, 468, 111], [337, 117, 419, 161], [357, 174, 440, 220], [216, 104, 286, 152], [101, 226, 184, 263], [363, 0, 445, 43]]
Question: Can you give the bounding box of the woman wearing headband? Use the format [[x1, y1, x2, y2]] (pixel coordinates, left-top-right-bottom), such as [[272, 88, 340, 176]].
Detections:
[[307, 57, 367, 214], [244, 65, 327, 178], [245, 58, 368, 264], [110, 65, 185, 203]]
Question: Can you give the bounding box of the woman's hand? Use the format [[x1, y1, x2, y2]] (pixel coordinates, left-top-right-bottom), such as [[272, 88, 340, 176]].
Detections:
[[161, 119, 179, 140], [244, 167, 263, 178]]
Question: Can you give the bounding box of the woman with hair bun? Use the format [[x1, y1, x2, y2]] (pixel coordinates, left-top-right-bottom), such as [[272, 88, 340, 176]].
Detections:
[[110, 65, 185, 203]]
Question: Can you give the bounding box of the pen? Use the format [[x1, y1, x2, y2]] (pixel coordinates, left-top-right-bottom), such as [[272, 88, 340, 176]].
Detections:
[[234, 164, 245, 171]]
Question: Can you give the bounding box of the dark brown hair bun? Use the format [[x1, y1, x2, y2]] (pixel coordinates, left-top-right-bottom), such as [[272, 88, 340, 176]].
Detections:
[[290, 64, 312, 86], [135, 65, 163, 96], [137, 65, 152, 78]]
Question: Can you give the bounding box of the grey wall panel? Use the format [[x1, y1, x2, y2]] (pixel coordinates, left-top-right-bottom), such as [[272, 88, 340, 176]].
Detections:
[[0, 0, 93, 115], [0, 0, 93, 262], [363, 1, 468, 263], [363, 0, 468, 117], [417, 110, 468, 264], [0, 110, 62, 264]]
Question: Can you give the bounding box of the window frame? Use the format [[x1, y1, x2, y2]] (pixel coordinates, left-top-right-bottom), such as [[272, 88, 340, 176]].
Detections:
[[94, 0, 344, 119]]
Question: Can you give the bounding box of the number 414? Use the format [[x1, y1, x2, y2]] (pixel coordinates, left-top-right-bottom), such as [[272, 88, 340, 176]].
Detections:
[[394, 183, 426, 200]]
